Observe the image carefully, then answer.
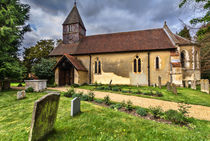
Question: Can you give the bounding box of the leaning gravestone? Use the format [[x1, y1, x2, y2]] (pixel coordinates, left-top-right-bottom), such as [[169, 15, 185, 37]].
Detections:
[[71, 97, 81, 117], [158, 76, 161, 89], [28, 93, 60, 141], [191, 80, 196, 90], [201, 79, 205, 93], [166, 82, 171, 91], [204, 79, 209, 94], [171, 83, 177, 95], [17, 90, 26, 100]]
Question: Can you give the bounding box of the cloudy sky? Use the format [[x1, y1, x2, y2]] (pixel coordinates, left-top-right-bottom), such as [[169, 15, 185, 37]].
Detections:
[[20, 0, 199, 51]]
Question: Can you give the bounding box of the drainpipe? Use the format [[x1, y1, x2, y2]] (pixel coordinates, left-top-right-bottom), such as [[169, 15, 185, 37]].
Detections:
[[148, 52, 151, 86], [89, 54, 92, 84]]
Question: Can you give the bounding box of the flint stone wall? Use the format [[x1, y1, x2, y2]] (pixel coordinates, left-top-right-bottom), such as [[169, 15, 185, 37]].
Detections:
[[28, 93, 60, 141], [25, 80, 47, 92]]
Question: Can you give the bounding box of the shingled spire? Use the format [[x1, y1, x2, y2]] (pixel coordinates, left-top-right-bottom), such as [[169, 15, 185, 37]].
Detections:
[[63, 3, 86, 44]]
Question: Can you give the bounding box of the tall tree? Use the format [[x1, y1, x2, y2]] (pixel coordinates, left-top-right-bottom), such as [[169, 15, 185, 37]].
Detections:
[[0, 0, 30, 81], [178, 26, 191, 40], [23, 39, 55, 74]]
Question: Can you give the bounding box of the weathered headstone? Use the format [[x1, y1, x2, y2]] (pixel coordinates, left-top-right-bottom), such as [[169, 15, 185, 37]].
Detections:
[[25, 80, 47, 92], [158, 76, 161, 89], [71, 97, 81, 117], [185, 81, 189, 88], [17, 90, 26, 100], [171, 83, 177, 95], [204, 79, 209, 94], [29, 93, 60, 141], [191, 80, 196, 90], [201, 79, 205, 92], [166, 82, 171, 91]]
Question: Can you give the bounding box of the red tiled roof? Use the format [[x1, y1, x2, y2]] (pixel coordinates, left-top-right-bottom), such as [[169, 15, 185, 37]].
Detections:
[[50, 28, 176, 56], [173, 34, 193, 45], [54, 54, 87, 71]]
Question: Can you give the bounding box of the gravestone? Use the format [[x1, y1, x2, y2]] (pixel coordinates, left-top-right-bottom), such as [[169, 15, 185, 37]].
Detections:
[[204, 79, 209, 94], [29, 93, 60, 141], [191, 80, 196, 90], [25, 80, 47, 92], [71, 97, 81, 117], [158, 76, 161, 89], [200, 79, 205, 92], [185, 81, 189, 88], [171, 83, 177, 95], [17, 90, 26, 100], [166, 82, 171, 91]]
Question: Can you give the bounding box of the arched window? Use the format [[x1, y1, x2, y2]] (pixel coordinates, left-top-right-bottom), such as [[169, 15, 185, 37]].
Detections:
[[94, 59, 102, 74], [156, 57, 160, 69], [181, 51, 186, 68], [134, 56, 141, 73]]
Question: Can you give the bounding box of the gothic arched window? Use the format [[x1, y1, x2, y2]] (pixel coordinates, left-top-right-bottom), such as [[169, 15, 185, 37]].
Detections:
[[181, 51, 186, 68], [156, 57, 160, 69], [134, 56, 141, 73], [94, 59, 102, 74]]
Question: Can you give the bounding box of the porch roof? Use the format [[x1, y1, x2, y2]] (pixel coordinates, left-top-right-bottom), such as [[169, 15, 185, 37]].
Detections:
[[54, 54, 87, 71]]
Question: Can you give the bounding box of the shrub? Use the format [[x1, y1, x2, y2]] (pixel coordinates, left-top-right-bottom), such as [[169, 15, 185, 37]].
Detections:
[[178, 103, 191, 116], [110, 103, 122, 110], [122, 90, 129, 93], [135, 89, 142, 94], [25, 87, 34, 92], [165, 109, 189, 124], [104, 87, 110, 90], [121, 100, 126, 107], [155, 91, 163, 97], [63, 89, 75, 98], [95, 99, 103, 104], [149, 106, 164, 118], [125, 100, 133, 111], [136, 108, 148, 116], [71, 84, 80, 88], [112, 87, 120, 91], [95, 87, 105, 90], [81, 95, 89, 101], [88, 91, 95, 101], [72, 92, 83, 98], [103, 95, 111, 105]]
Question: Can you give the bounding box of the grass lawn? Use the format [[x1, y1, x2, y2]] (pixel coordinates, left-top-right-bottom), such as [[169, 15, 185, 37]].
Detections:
[[0, 90, 210, 140], [10, 82, 25, 87], [78, 85, 210, 107]]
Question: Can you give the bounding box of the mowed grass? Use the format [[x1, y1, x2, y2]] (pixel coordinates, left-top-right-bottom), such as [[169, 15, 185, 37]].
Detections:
[[10, 83, 25, 87], [78, 85, 210, 107], [0, 90, 210, 141]]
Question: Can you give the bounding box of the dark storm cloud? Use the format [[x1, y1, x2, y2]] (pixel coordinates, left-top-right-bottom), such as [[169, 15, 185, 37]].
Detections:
[[19, 0, 193, 56]]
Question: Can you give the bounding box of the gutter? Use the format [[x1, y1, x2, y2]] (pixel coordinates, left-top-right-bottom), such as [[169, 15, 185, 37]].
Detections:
[[148, 52, 150, 86], [89, 54, 92, 84]]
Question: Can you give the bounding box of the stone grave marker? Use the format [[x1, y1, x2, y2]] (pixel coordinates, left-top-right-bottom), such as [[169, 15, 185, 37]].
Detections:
[[158, 76, 161, 89], [185, 81, 189, 88], [17, 90, 26, 100], [71, 97, 81, 117], [201, 79, 205, 93], [204, 79, 209, 94], [171, 83, 177, 95], [166, 82, 171, 91], [28, 93, 60, 141], [191, 80, 196, 90]]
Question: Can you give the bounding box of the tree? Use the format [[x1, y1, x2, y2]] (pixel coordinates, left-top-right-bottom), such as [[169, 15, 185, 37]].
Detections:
[[0, 0, 30, 81], [23, 39, 55, 73], [178, 26, 191, 40], [32, 58, 56, 83]]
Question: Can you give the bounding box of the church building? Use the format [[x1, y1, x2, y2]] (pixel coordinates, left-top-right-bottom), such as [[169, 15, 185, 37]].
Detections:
[[50, 3, 201, 87]]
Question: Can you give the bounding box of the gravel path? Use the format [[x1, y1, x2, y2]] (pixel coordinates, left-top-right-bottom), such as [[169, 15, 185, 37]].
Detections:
[[48, 87, 210, 121], [13, 86, 210, 121]]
